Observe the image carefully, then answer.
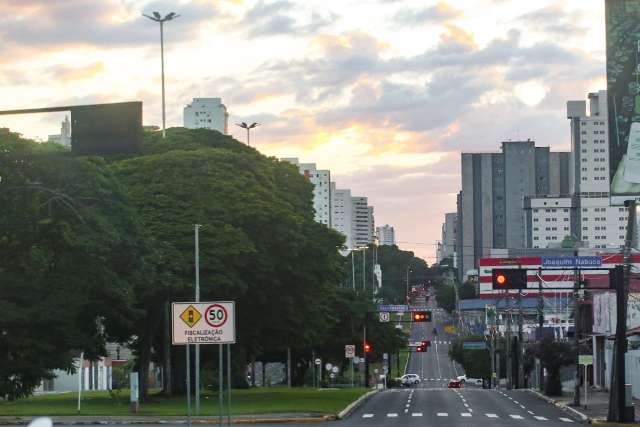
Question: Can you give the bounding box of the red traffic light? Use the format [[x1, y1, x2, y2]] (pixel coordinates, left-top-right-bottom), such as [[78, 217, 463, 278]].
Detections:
[[411, 311, 431, 322], [491, 269, 527, 290], [364, 342, 372, 353]]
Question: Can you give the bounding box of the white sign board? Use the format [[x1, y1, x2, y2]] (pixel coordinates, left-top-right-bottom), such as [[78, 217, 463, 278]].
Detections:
[[315, 358, 321, 365], [325, 363, 333, 371], [172, 302, 236, 345], [345, 345, 355, 358], [579, 355, 594, 366], [379, 312, 390, 323], [332, 366, 339, 374]]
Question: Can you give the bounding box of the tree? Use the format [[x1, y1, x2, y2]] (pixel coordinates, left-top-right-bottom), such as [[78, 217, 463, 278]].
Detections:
[[433, 280, 456, 312], [458, 280, 478, 300], [527, 337, 574, 396], [450, 336, 490, 379], [0, 130, 154, 399]]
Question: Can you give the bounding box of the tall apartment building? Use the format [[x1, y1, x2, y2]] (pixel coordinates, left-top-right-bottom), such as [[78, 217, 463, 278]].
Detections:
[[331, 183, 353, 249], [282, 158, 332, 226], [524, 91, 628, 250], [457, 141, 570, 281], [377, 224, 395, 246], [436, 213, 457, 263], [183, 98, 229, 134], [47, 116, 71, 147], [352, 196, 375, 247]]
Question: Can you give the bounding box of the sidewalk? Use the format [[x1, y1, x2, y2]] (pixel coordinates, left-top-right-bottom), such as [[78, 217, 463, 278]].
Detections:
[[527, 387, 640, 424]]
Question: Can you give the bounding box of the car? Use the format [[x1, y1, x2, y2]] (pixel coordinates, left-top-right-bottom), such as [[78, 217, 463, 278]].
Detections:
[[400, 374, 421, 387], [448, 379, 463, 388], [456, 374, 467, 382], [466, 377, 483, 386]]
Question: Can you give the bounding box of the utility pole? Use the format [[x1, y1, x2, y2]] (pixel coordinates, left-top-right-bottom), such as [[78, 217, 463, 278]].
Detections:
[[608, 200, 636, 422], [194, 224, 201, 415], [351, 251, 356, 291], [572, 249, 581, 407], [363, 248, 366, 293], [506, 308, 512, 390], [490, 328, 496, 389], [363, 318, 369, 388], [517, 289, 524, 389], [537, 267, 544, 391]]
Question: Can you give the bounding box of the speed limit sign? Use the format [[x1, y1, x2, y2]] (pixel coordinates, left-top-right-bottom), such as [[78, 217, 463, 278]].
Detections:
[[172, 301, 236, 345]]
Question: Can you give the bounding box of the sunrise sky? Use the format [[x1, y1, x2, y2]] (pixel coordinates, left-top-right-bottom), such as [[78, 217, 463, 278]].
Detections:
[[0, 0, 608, 262]]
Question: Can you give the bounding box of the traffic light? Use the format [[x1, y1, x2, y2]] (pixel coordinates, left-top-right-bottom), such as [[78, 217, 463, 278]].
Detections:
[[491, 269, 527, 290], [364, 342, 372, 353], [412, 311, 432, 322]]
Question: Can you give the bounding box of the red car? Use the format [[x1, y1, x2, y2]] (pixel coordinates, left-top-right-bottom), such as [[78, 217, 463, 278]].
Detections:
[[448, 379, 463, 388]]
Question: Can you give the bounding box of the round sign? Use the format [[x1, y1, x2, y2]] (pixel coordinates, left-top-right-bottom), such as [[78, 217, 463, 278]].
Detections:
[[325, 363, 333, 371], [374, 368, 379, 374], [332, 366, 339, 374], [329, 373, 336, 379], [314, 358, 321, 365], [204, 304, 228, 328], [352, 356, 360, 364]]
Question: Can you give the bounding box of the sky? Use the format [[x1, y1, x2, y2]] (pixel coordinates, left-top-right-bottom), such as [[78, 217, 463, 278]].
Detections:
[[0, 0, 608, 263]]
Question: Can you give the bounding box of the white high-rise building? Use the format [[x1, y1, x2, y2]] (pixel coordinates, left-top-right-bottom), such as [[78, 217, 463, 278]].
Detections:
[[282, 158, 331, 226], [183, 98, 229, 134], [352, 196, 374, 247], [376, 225, 395, 246], [47, 116, 71, 147], [524, 91, 628, 250], [436, 213, 456, 262], [331, 183, 353, 248]]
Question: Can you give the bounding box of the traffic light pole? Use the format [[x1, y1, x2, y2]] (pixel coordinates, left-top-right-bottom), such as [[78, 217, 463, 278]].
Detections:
[[572, 250, 581, 407], [364, 318, 369, 388], [537, 267, 544, 391]]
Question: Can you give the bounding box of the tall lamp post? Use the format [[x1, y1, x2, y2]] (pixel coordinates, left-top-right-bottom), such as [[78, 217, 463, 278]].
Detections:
[[236, 122, 260, 146], [143, 11, 180, 139]]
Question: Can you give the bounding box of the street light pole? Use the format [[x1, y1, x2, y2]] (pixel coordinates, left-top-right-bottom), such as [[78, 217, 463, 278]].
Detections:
[[351, 250, 356, 291], [235, 122, 260, 146], [143, 11, 180, 139], [194, 224, 201, 415]]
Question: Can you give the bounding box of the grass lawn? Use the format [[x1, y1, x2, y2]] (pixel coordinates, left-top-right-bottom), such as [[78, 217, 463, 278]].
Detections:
[[0, 387, 367, 417]]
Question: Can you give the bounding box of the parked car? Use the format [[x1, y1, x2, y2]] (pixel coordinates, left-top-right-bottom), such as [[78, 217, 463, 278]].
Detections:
[[400, 374, 421, 387], [456, 375, 467, 382], [448, 379, 463, 388]]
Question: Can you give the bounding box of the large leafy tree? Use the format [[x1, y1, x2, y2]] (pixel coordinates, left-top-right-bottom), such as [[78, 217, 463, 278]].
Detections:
[[0, 129, 154, 399], [110, 128, 347, 393]]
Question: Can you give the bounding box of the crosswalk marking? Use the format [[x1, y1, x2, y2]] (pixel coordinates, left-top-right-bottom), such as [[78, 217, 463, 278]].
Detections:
[[534, 416, 548, 421], [387, 413, 398, 418], [486, 413, 498, 418], [412, 413, 423, 417], [528, 411, 535, 415], [514, 400, 519, 404], [461, 413, 472, 417], [362, 414, 374, 418], [560, 417, 574, 423], [510, 415, 524, 419], [437, 412, 448, 417]]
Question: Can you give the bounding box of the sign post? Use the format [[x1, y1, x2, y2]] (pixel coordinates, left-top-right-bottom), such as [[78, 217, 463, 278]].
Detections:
[[579, 355, 593, 409], [172, 302, 236, 427], [345, 345, 355, 387]]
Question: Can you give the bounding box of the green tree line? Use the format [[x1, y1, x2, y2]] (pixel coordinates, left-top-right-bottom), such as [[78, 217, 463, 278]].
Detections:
[[0, 128, 406, 399]]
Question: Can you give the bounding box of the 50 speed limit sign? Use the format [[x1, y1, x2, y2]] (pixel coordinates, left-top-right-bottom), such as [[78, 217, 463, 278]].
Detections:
[[172, 301, 236, 345]]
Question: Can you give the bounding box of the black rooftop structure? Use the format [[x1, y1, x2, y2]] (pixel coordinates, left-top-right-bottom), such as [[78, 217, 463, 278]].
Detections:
[[0, 101, 143, 155]]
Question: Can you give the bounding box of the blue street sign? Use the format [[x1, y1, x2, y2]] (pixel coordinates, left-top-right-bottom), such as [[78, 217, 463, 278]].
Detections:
[[377, 304, 408, 312], [463, 341, 486, 350], [541, 256, 602, 268]]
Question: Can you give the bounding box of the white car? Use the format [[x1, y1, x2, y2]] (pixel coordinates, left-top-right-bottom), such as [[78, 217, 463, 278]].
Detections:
[[400, 374, 421, 386]]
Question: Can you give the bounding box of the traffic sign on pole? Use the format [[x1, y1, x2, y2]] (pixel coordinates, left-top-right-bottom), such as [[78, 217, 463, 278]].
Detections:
[[379, 312, 390, 322], [314, 358, 321, 365], [345, 345, 355, 358], [172, 302, 236, 345]]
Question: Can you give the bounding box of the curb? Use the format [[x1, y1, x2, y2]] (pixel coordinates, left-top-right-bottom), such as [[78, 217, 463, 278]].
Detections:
[[0, 416, 334, 426], [336, 389, 378, 420], [590, 421, 640, 427], [525, 389, 590, 423]]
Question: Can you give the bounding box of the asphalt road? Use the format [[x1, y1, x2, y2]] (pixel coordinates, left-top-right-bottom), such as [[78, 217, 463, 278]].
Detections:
[[343, 303, 582, 426]]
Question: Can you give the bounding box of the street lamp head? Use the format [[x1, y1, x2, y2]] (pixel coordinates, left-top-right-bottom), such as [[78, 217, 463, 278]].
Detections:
[[249, 122, 260, 129], [165, 12, 180, 20], [236, 122, 248, 129], [153, 11, 162, 19]]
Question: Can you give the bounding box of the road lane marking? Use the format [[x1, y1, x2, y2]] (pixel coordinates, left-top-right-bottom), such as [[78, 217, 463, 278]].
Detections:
[[362, 414, 374, 418], [412, 413, 423, 417], [404, 409, 408, 414], [528, 411, 535, 415], [534, 416, 548, 421], [486, 414, 498, 418], [510, 415, 524, 419], [519, 405, 526, 409], [437, 413, 448, 417], [559, 417, 574, 423], [461, 413, 472, 417], [387, 413, 398, 418]]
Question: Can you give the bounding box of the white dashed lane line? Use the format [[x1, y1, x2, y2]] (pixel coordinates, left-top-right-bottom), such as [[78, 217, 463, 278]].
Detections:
[[387, 413, 398, 418], [437, 412, 448, 417], [412, 413, 423, 417], [362, 414, 373, 418], [560, 417, 574, 423], [534, 416, 548, 421], [461, 413, 472, 417], [510, 415, 524, 419], [486, 413, 498, 418]]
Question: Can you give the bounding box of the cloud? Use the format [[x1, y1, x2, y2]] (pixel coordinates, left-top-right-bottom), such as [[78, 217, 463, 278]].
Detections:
[[0, 0, 217, 49], [239, 0, 337, 38], [392, 2, 461, 27], [49, 62, 107, 82], [517, 5, 588, 38]]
